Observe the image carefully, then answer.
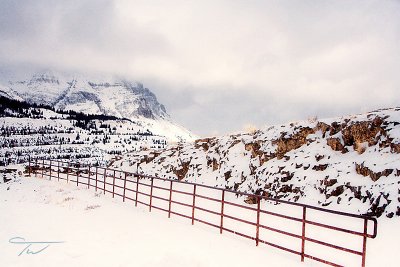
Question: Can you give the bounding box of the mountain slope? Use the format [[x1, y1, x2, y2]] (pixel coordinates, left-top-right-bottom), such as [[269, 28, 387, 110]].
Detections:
[[0, 70, 195, 142], [111, 107, 400, 218], [0, 95, 170, 166]]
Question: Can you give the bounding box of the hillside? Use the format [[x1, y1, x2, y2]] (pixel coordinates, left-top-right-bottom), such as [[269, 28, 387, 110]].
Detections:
[[0, 96, 169, 166], [111, 107, 400, 218]]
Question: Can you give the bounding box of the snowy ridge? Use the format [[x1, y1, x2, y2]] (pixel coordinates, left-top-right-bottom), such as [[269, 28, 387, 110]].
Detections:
[[112, 107, 400, 218], [0, 84, 23, 101]]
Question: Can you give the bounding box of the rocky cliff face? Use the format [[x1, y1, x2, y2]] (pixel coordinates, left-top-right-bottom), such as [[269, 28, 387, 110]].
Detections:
[[112, 107, 400, 218]]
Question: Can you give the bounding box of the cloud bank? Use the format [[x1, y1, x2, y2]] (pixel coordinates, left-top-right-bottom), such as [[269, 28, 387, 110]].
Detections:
[[1, 0, 399, 136]]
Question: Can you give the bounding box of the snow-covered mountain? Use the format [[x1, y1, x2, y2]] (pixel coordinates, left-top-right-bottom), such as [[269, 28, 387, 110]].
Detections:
[[0, 95, 172, 166], [111, 107, 400, 218], [0, 70, 195, 142]]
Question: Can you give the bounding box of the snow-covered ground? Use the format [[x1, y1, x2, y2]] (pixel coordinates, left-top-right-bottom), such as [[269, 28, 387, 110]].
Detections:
[[1, 169, 399, 267]]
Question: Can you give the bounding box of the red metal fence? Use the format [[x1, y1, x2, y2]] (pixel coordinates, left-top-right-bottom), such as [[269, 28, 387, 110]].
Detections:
[[27, 158, 377, 267]]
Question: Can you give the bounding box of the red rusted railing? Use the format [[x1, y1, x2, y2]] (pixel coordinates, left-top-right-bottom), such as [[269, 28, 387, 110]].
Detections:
[[27, 158, 378, 267]]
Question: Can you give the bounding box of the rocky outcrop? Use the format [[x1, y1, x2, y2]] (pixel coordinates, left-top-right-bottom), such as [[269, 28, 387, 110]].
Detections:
[[355, 163, 393, 182], [273, 127, 315, 159], [327, 138, 347, 153], [194, 138, 217, 152], [342, 118, 384, 148], [245, 142, 262, 158], [391, 143, 400, 153], [115, 107, 400, 218], [207, 157, 219, 171], [314, 122, 330, 137], [245, 141, 272, 165], [172, 160, 191, 180], [313, 164, 329, 171]]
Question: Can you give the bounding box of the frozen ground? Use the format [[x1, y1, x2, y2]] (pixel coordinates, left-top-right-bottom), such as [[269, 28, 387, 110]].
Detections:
[[0, 172, 399, 267]]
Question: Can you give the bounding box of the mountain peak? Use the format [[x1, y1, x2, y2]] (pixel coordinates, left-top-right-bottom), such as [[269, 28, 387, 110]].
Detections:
[[4, 71, 169, 120]]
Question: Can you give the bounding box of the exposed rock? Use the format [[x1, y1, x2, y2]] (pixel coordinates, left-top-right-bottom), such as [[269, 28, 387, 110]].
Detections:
[[244, 195, 260, 204], [391, 143, 400, 153], [206, 158, 219, 171], [249, 164, 257, 176], [329, 185, 344, 197], [194, 137, 218, 151], [355, 163, 394, 181], [342, 118, 384, 148], [327, 137, 348, 153], [245, 141, 262, 158], [313, 164, 329, 171], [367, 193, 391, 217], [273, 127, 315, 159], [314, 122, 330, 137], [245, 141, 272, 166], [279, 184, 293, 193], [323, 178, 337, 187], [329, 121, 344, 136], [315, 154, 325, 162], [280, 171, 294, 182], [139, 152, 160, 164], [224, 171, 232, 181], [172, 160, 191, 180]]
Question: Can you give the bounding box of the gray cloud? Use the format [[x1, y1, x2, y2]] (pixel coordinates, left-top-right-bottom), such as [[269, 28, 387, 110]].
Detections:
[[0, 0, 399, 136]]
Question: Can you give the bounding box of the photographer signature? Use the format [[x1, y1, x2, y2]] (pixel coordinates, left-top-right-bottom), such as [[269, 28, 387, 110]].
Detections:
[[9, 237, 65, 256]]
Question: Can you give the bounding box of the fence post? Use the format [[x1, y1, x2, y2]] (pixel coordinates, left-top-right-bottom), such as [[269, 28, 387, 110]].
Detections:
[[35, 158, 38, 177], [361, 218, 368, 267], [28, 156, 31, 176], [301, 206, 307, 262], [87, 166, 91, 189], [57, 161, 60, 181], [103, 168, 106, 194], [41, 159, 44, 178], [95, 167, 98, 191], [135, 175, 139, 207], [256, 196, 261, 246], [123, 172, 127, 202], [67, 162, 70, 183], [220, 190, 225, 234], [168, 180, 173, 218], [49, 159, 52, 180], [149, 178, 154, 212], [76, 164, 79, 186], [112, 170, 116, 198], [192, 184, 197, 225]]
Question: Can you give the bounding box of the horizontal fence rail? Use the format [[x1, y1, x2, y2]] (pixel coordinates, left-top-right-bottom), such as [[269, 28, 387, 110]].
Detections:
[[27, 158, 377, 267]]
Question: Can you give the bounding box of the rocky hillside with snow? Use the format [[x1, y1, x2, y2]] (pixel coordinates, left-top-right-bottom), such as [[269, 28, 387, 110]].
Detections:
[[112, 108, 400, 218], [0, 70, 195, 142]]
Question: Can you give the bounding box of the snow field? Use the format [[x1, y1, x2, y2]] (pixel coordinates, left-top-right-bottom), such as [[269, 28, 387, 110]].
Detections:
[[1, 165, 399, 266], [25, 161, 386, 267], [1, 173, 306, 267]]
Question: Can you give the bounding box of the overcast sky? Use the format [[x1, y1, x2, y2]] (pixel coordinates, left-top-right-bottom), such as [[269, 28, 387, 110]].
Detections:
[[0, 0, 399, 136]]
